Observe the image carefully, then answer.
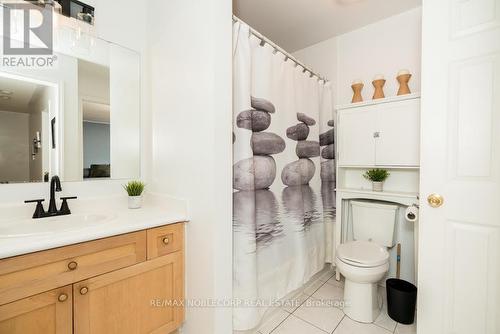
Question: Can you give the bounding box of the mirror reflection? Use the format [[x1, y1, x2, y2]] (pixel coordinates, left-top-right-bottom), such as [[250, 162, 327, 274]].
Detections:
[[79, 61, 110, 179], [0, 42, 140, 184], [0, 75, 56, 183]]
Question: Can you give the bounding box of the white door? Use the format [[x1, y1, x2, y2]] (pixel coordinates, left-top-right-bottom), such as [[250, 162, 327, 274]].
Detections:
[[338, 106, 376, 166], [376, 99, 420, 166], [419, 0, 500, 333]]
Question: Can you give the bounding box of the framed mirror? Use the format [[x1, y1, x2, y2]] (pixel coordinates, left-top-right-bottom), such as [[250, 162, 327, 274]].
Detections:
[[0, 17, 141, 184]]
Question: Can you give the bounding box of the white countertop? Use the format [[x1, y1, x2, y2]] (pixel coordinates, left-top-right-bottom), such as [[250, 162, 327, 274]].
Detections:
[[0, 193, 189, 259]]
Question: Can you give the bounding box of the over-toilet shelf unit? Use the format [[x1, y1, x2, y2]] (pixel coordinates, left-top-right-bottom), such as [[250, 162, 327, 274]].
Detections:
[[337, 93, 420, 167], [334, 93, 421, 274]]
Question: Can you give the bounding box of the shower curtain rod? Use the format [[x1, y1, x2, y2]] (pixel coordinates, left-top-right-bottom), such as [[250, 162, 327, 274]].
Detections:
[[232, 15, 329, 82]]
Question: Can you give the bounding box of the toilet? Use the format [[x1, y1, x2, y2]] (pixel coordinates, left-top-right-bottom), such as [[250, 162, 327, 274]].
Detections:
[[335, 200, 398, 323]]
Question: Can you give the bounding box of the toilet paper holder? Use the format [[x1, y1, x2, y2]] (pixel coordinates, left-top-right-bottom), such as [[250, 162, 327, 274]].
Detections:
[[405, 204, 419, 222]]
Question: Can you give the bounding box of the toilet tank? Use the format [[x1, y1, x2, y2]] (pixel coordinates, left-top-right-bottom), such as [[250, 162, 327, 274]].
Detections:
[[351, 200, 398, 247]]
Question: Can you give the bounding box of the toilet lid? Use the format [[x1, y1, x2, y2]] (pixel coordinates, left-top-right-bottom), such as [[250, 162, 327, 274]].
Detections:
[[337, 241, 389, 267]]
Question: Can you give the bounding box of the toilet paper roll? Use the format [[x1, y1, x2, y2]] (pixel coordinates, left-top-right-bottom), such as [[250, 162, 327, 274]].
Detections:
[[405, 205, 419, 222]]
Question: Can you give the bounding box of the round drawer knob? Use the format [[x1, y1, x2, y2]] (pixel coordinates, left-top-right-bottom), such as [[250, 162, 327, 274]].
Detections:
[[58, 293, 68, 302], [162, 237, 170, 245], [80, 287, 89, 295], [68, 261, 78, 270]]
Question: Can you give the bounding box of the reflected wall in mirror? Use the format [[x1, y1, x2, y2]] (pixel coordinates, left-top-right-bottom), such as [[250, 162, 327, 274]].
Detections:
[[79, 60, 111, 179], [0, 75, 57, 183], [0, 33, 141, 184]]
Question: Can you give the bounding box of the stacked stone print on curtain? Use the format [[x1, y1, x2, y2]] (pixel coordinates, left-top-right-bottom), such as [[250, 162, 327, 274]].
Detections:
[[232, 22, 336, 331]]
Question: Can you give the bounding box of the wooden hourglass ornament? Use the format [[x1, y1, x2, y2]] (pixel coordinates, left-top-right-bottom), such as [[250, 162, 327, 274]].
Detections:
[[351, 80, 364, 103], [372, 75, 386, 99], [397, 69, 412, 95]]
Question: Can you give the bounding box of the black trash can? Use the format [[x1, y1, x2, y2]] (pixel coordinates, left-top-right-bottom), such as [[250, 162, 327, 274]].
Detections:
[[386, 278, 417, 324]]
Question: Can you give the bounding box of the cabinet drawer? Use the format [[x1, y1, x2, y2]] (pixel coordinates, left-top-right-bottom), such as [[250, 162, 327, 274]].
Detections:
[[147, 223, 184, 259], [0, 231, 146, 305]]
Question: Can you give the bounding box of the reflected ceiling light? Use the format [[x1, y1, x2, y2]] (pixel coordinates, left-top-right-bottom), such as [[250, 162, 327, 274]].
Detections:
[[0, 90, 12, 95], [0, 96, 11, 100]]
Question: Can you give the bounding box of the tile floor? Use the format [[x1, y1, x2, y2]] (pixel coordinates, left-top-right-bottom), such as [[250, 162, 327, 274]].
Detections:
[[255, 268, 417, 334]]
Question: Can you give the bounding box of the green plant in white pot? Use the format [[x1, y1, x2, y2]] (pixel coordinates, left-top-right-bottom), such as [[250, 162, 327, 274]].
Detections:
[[363, 169, 390, 192], [124, 181, 145, 209]]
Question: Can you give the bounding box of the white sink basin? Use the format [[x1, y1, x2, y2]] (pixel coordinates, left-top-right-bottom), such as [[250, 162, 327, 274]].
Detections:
[[0, 213, 116, 238]]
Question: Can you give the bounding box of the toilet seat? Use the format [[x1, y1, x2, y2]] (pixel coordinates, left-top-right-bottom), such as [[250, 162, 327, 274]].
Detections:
[[337, 240, 389, 268]]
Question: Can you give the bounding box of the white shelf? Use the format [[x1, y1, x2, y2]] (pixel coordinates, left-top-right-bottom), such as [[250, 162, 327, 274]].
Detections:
[[337, 165, 420, 170], [336, 188, 419, 199], [335, 92, 421, 111]]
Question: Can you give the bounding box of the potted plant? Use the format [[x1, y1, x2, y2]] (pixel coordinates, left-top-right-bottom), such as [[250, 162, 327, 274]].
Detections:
[[363, 169, 390, 192], [123, 181, 145, 209]]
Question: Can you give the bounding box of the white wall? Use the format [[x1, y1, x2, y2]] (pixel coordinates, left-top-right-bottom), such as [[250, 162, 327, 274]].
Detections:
[[84, 0, 147, 54], [294, 7, 422, 105], [147, 0, 233, 333], [293, 36, 338, 102]]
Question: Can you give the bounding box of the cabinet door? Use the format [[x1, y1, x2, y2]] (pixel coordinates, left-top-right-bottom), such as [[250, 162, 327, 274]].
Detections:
[[74, 252, 184, 334], [375, 99, 420, 166], [0, 285, 72, 334], [337, 106, 377, 166]]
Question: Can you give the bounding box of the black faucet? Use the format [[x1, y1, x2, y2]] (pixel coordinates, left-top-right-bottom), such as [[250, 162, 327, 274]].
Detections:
[[25, 175, 77, 219], [48, 175, 62, 214]]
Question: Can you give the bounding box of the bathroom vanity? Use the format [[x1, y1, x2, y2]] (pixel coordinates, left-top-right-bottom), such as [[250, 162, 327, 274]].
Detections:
[[0, 222, 185, 334], [0, 194, 187, 334]]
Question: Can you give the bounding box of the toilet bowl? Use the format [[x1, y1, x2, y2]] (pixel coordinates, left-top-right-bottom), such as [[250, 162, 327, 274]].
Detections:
[[335, 240, 389, 323]]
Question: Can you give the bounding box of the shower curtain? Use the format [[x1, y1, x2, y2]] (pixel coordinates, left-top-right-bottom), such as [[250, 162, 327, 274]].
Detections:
[[232, 22, 336, 331]]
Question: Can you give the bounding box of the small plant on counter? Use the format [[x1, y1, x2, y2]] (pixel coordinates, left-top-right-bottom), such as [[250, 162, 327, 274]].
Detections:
[[363, 169, 390, 192], [124, 181, 145, 209]]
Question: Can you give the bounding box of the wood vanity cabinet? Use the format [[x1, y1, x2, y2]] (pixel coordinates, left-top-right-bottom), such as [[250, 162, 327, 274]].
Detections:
[[0, 222, 185, 334]]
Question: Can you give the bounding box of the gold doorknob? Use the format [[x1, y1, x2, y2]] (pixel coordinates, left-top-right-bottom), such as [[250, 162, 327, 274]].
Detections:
[[427, 194, 444, 208], [58, 293, 68, 302], [68, 261, 78, 270], [162, 237, 170, 245], [80, 287, 89, 295]]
